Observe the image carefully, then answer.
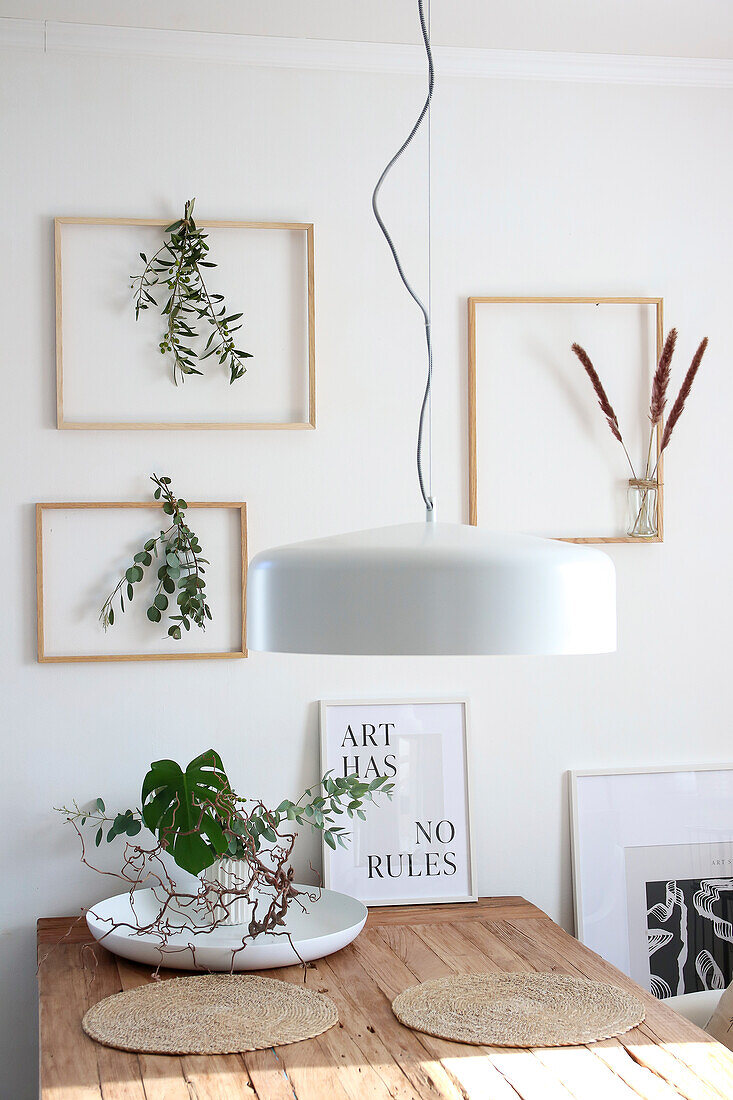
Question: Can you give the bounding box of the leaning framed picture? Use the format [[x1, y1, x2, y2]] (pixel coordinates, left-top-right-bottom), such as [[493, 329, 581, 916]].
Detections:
[[570, 765, 733, 997], [36, 501, 247, 662], [468, 296, 664, 542], [55, 217, 315, 430], [320, 699, 476, 906]]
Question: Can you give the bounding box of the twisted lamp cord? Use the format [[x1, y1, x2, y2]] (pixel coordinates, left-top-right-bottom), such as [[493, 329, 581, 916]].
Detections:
[[371, 0, 434, 513]]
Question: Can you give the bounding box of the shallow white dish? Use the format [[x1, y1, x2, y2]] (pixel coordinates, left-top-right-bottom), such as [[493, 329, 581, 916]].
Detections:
[[86, 884, 367, 971]]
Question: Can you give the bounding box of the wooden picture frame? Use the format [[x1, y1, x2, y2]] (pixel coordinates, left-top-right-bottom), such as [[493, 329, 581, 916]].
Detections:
[[36, 502, 247, 662], [319, 698, 477, 907], [468, 296, 665, 543], [55, 217, 316, 430]]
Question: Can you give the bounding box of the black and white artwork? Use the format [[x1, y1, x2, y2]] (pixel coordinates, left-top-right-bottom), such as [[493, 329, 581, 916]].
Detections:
[[646, 878, 733, 999], [570, 767, 733, 994]]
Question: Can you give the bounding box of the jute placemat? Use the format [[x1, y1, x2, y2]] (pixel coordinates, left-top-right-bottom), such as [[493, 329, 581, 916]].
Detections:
[[392, 972, 645, 1047], [82, 974, 338, 1054]]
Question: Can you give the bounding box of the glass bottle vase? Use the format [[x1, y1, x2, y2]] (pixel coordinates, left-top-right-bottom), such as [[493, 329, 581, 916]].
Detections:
[[627, 479, 658, 538]]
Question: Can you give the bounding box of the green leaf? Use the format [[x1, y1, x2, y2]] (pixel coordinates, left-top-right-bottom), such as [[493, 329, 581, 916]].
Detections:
[[95, 827, 103, 847], [324, 831, 336, 850], [147, 606, 162, 622], [163, 576, 175, 594], [127, 583, 134, 601], [96, 798, 105, 813], [140, 750, 230, 875], [107, 607, 114, 625], [169, 625, 182, 639], [154, 593, 169, 611]]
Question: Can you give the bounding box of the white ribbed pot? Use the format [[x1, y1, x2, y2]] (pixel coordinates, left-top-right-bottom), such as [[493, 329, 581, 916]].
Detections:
[[205, 857, 277, 927]]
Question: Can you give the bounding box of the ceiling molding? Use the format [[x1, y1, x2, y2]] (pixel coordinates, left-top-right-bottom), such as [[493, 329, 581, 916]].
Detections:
[[2, 17, 732, 88]]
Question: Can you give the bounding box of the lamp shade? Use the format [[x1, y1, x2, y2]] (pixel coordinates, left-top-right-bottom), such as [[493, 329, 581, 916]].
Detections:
[[247, 522, 616, 656]]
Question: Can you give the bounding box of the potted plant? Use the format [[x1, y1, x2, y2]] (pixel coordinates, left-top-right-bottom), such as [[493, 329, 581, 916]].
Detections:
[[59, 749, 393, 939]]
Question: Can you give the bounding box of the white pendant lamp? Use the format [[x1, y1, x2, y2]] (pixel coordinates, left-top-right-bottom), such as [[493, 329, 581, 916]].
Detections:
[[247, 1, 616, 657]]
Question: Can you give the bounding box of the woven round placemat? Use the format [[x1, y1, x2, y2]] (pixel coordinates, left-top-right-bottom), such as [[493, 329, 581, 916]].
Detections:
[[82, 974, 338, 1054], [392, 972, 645, 1047]]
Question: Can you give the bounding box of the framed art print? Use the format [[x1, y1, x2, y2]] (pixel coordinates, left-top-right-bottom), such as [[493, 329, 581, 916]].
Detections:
[[55, 217, 315, 430], [468, 296, 664, 542], [36, 502, 247, 662], [320, 699, 476, 906], [570, 765, 733, 997]]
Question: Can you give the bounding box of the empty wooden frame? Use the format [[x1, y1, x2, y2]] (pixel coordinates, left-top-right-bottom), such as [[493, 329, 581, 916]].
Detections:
[[468, 296, 665, 544], [55, 217, 316, 430], [36, 502, 247, 662]]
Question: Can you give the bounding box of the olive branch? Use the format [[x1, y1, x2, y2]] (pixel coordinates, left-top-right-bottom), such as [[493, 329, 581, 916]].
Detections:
[[131, 198, 253, 386]]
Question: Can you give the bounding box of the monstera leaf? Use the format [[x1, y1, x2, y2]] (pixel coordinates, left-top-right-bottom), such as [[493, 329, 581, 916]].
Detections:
[[141, 750, 231, 875]]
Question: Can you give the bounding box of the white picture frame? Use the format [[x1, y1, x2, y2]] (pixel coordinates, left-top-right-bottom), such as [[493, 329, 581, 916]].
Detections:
[[320, 698, 477, 907], [569, 764, 733, 995]]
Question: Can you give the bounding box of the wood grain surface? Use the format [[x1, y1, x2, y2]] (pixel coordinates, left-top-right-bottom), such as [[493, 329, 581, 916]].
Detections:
[[38, 897, 733, 1099]]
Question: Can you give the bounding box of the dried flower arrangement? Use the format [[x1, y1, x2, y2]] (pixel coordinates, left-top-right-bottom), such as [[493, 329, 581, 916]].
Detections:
[[56, 749, 393, 967], [572, 330, 708, 535], [131, 198, 253, 386]]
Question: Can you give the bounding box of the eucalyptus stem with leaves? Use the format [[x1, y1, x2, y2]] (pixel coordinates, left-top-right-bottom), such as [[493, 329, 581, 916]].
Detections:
[[226, 770, 395, 858], [131, 198, 253, 386], [99, 474, 211, 641], [57, 751, 395, 869]]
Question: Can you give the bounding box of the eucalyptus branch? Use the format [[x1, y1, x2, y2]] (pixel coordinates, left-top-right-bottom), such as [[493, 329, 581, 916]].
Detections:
[[130, 198, 253, 385], [99, 474, 212, 640], [56, 799, 142, 847], [227, 770, 395, 858]]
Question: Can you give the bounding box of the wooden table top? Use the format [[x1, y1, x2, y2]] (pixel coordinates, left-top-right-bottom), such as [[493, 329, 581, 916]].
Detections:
[[38, 896, 733, 1099]]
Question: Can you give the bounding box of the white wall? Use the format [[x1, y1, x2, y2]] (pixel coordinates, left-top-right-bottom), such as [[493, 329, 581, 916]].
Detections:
[[2, 0, 733, 57], [1, 20, 732, 1098]]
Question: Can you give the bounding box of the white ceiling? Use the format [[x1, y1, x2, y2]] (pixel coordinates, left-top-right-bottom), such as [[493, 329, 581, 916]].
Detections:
[[3, 0, 733, 59]]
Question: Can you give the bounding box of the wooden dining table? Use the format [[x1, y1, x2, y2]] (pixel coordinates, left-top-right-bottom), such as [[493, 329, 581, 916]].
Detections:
[[38, 896, 733, 1099]]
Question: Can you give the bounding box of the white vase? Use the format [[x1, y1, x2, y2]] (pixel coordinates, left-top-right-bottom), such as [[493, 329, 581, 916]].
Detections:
[[205, 857, 277, 927]]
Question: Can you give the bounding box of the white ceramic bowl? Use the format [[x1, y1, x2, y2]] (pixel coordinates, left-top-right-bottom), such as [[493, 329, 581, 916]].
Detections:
[[86, 883, 367, 970]]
